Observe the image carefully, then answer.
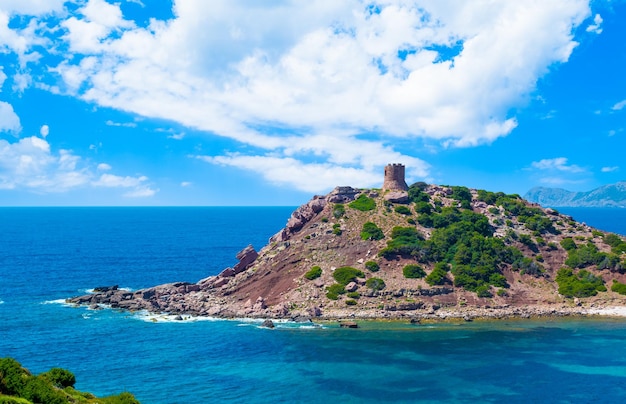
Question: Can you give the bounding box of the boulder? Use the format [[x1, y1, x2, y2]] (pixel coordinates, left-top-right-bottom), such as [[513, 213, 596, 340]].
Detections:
[[345, 282, 358, 292], [384, 191, 409, 204], [339, 321, 358, 328], [233, 245, 258, 274], [261, 319, 275, 329]]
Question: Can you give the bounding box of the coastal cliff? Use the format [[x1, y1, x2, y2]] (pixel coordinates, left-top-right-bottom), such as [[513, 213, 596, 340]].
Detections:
[[69, 167, 626, 321]]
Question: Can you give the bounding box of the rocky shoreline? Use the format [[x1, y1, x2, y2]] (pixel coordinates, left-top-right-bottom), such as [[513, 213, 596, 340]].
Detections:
[[67, 281, 626, 324]]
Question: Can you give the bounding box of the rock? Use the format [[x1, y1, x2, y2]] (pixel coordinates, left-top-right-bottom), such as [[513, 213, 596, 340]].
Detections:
[[219, 267, 236, 277], [261, 319, 275, 329], [384, 191, 409, 204], [410, 317, 420, 324], [93, 285, 118, 293], [291, 315, 312, 323], [327, 187, 360, 203], [212, 277, 230, 288], [345, 282, 358, 292], [309, 306, 322, 317], [174, 315, 183, 321], [233, 245, 258, 274], [253, 297, 266, 311], [339, 321, 358, 328]]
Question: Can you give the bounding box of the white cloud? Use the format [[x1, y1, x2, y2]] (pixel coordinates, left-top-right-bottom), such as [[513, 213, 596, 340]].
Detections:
[[168, 133, 185, 140], [105, 119, 137, 128], [601, 166, 619, 173], [531, 157, 585, 173], [124, 187, 157, 198], [586, 13, 603, 34], [0, 135, 155, 196], [180, 181, 192, 187], [1, 0, 595, 190], [92, 173, 148, 188], [612, 100, 626, 111], [39, 124, 49, 138], [0, 101, 21, 133], [0, 0, 65, 16]]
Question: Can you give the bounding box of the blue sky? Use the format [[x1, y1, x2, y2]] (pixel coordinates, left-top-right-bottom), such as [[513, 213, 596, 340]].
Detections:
[[0, 0, 625, 206]]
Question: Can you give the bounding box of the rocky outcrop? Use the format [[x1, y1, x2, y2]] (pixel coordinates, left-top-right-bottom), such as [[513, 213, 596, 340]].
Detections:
[[67, 173, 626, 322], [384, 191, 409, 204]]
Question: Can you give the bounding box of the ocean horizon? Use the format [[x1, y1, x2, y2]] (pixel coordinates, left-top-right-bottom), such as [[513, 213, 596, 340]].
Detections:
[[2, 206, 626, 403]]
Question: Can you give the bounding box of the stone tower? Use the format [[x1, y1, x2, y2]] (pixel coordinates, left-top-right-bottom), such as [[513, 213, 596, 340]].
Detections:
[[382, 163, 408, 191]]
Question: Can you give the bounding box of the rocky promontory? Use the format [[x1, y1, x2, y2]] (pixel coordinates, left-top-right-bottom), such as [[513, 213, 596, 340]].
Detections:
[[68, 167, 626, 321]]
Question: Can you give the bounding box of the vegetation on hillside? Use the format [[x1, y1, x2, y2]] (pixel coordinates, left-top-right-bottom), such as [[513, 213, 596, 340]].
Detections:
[[300, 182, 626, 303], [0, 358, 139, 404]]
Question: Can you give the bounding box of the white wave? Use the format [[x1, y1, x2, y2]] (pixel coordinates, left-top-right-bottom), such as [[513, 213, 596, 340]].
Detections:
[[82, 286, 134, 294], [0, 299, 4, 305], [41, 298, 74, 307], [131, 310, 222, 323]]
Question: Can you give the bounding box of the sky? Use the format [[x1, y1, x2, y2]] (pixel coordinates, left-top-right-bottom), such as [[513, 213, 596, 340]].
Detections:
[[0, 0, 625, 206]]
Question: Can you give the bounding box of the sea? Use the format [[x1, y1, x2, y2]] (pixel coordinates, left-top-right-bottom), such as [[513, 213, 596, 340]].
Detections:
[[1, 206, 626, 403]]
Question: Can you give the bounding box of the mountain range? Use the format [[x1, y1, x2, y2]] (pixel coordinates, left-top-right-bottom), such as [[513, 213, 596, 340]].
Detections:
[[525, 182, 626, 208]]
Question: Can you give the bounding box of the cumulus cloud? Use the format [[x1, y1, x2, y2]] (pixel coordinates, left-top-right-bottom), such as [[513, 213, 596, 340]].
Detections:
[[0, 0, 596, 191], [601, 166, 619, 173], [105, 119, 137, 128], [0, 101, 21, 133], [0, 135, 155, 196], [531, 157, 585, 173]]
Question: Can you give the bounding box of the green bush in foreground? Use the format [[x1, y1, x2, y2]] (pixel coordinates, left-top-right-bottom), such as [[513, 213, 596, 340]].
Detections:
[[326, 283, 346, 300], [403, 264, 426, 279], [0, 357, 139, 404], [304, 266, 322, 280]]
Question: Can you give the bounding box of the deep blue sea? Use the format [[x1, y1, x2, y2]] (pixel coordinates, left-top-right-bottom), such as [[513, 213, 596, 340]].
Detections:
[[2, 206, 626, 403]]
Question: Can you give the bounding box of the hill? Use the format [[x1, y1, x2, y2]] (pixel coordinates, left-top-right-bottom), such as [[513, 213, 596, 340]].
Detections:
[[69, 169, 626, 321], [525, 182, 626, 207]]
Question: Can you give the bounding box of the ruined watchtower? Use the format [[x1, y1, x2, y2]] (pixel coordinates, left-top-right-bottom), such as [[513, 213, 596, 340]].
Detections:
[[382, 163, 408, 191]]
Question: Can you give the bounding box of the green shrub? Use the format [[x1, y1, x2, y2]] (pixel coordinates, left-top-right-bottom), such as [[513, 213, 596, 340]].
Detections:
[[475, 284, 492, 298], [332, 223, 342, 235], [41, 368, 75, 389], [365, 277, 386, 291], [414, 201, 432, 214], [403, 264, 426, 279], [349, 194, 376, 211], [326, 283, 346, 300], [347, 292, 360, 299], [408, 183, 430, 203], [394, 205, 412, 215], [365, 261, 380, 272], [604, 233, 623, 247], [332, 267, 364, 285], [321, 217, 329, 223], [611, 280, 626, 295], [304, 266, 322, 280], [379, 227, 425, 259], [333, 204, 345, 218], [425, 262, 450, 286], [561, 237, 577, 251], [497, 288, 507, 297], [361, 222, 384, 241], [556, 268, 606, 298], [345, 299, 357, 306]]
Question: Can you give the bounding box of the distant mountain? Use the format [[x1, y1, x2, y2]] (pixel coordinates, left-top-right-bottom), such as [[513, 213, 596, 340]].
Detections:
[[525, 182, 626, 207]]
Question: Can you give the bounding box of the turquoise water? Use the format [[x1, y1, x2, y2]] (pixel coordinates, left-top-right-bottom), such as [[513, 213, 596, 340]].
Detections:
[[1, 207, 626, 403]]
